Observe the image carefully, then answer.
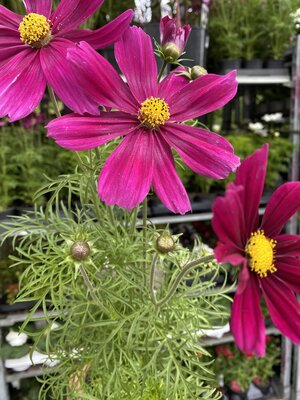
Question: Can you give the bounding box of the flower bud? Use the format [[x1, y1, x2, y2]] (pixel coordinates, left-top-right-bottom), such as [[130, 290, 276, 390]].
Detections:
[[70, 241, 91, 261], [162, 42, 181, 62], [160, 16, 191, 61], [191, 66, 208, 80], [156, 233, 176, 254]]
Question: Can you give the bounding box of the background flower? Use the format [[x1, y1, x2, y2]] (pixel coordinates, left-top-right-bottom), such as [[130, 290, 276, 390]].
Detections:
[[0, 0, 133, 121], [48, 26, 239, 214], [212, 144, 300, 356]]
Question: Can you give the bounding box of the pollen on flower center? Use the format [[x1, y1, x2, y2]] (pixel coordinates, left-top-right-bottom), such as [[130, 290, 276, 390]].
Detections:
[[245, 229, 276, 278], [138, 97, 170, 129], [19, 13, 51, 48]]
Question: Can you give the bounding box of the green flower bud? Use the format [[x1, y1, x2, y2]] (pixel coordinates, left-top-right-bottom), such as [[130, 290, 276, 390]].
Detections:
[[162, 43, 181, 63], [156, 233, 176, 254], [191, 66, 208, 80], [70, 241, 91, 261]]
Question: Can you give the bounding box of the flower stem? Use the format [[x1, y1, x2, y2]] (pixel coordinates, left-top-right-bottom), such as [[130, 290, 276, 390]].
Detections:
[[157, 61, 168, 83], [48, 86, 61, 118], [152, 254, 215, 307], [79, 264, 110, 316], [149, 253, 158, 304], [143, 198, 148, 271], [130, 207, 138, 236]]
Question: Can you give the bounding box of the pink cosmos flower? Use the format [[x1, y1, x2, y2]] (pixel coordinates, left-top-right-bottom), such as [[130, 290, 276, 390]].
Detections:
[[47, 26, 240, 214], [0, 0, 133, 121], [160, 16, 191, 59], [212, 144, 300, 356]]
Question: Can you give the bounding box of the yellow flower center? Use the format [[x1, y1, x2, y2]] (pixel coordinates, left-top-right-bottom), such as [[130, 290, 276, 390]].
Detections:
[[245, 229, 277, 278], [19, 13, 51, 48], [138, 97, 170, 129]]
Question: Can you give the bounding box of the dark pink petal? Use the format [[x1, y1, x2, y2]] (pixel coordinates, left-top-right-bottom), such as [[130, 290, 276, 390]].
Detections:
[[0, 27, 24, 67], [261, 276, 300, 345], [275, 258, 300, 294], [235, 144, 268, 238], [261, 182, 300, 237], [47, 111, 138, 150], [231, 273, 265, 356], [167, 71, 238, 121], [0, 48, 46, 121], [0, 5, 22, 29], [236, 262, 251, 294], [214, 242, 245, 266], [160, 16, 191, 54], [23, 0, 52, 18], [212, 184, 246, 251], [161, 123, 240, 178], [152, 134, 191, 214], [67, 41, 138, 114], [98, 129, 154, 210], [40, 38, 99, 115], [275, 234, 300, 257], [158, 68, 190, 102], [51, 0, 104, 35], [61, 10, 134, 49], [114, 26, 158, 102]]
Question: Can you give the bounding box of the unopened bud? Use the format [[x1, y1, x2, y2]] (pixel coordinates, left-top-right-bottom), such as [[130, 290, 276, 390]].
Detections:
[[162, 43, 181, 62], [191, 66, 208, 80], [70, 241, 91, 261], [156, 233, 176, 254]]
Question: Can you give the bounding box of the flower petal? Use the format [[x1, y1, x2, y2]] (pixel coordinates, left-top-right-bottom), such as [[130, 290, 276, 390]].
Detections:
[[114, 26, 158, 102], [0, 5, 22, 29], [61, 10, 134, 49], [152, 134, 191, 214], [275, 258, 300, 295], [161, 123, 240, 178], [235, 144, 268, 238], [40, 38, 99, 115], [275, 234, 300, 257], [214, 242, 245, 266], [212, 184, 246, 252], [67, 41, 138, 114], [0, 27, 24, 67], [231, 273, 265, 356], [261, 275, 300, 345], [23, 0, 52, 18], [261, 182, 300, 237], [51, 0, 104, 35], [0, 48, 46, 121], [98, 129, 154, 210], [47, 111, 138, 151], [158, 68, 190, 102], [167, 71, 238, 121]]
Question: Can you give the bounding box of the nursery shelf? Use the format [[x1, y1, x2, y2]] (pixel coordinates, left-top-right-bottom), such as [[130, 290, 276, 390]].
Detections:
[[147, 207, 266, 225], [0, 310, 56, 328], [235, 69, 290, 85], [5, 366, 45, 383], [200, 325, 280, 347]]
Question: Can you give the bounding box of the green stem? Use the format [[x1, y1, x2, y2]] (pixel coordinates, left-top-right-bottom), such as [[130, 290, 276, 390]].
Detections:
[[48, 86, 61, 118], [79, 264, 110, 315], [108, 206, 115, 226], [149, 254, 159, 304], [157, 61, 168, 83], [143, 198, 148, 270], [95, 147, 101, 162], [130, 207, 138, 236], [153, 255, 215, 307]]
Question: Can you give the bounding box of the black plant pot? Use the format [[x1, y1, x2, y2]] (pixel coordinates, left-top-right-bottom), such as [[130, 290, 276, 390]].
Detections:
[[221, 59, 242, 71], [227, 388, 248, 400], [143, 23, 165, 70], [268, 100, 284, 113], [252, 380, 272, 396], [184, 26, 207, 67], [243, 59, 263, 69], [265, 59, 284, 69]]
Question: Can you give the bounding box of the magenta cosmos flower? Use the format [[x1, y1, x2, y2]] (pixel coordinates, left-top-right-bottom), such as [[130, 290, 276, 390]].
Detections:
[[160, 16, 191, 61], [212, 144, 300, 356], [0, 0, 133, 121], [47, 26, 240, 214]]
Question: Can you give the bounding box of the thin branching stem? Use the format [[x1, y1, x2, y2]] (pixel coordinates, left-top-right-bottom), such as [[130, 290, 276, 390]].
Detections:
[[149, 253, 159, 305], [153, 254, 215, 308], [157, 60, 168, 83], [130, 207, 138, 236], [79, 264, 110, 316], [143, 198, 148, 274]]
